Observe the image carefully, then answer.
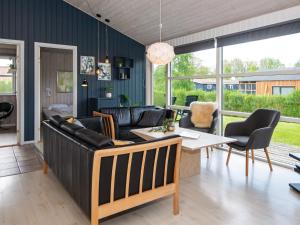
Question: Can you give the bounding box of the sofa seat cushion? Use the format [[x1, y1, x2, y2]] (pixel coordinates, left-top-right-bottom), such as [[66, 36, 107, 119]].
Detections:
[[130, 106, 156, 125], [118, 126, 145, 142], [137, 110, 165, 127], [60, 122, 84, 135], [75, 128, 113, 148]]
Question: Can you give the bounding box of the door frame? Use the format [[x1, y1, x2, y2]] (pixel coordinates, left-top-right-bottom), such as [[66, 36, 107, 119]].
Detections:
[[34, 42, 77, 143], [0, 38, 25, 145]]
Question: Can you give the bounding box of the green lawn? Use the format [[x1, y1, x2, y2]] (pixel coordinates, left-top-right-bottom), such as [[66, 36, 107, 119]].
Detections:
[[223, 116, 300, 147]]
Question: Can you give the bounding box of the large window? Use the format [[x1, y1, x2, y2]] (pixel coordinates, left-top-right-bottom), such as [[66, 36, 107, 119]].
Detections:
[[223, 33, 300, 74], [170, 49, 216, 106], [0, 57, 16, 95], [152, 21, 300, 165], [171, 49, 216, 77], [152, 64, 167, 107]]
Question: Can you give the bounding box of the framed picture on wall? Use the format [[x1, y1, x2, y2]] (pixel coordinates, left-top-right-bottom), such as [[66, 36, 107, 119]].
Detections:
[[80, 56, 95, 75], [57, 71, 73, 93], [97, 62, 111, 80]]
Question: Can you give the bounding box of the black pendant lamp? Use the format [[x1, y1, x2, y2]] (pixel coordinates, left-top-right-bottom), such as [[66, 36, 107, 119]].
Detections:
[[104, 18, 110, 64]]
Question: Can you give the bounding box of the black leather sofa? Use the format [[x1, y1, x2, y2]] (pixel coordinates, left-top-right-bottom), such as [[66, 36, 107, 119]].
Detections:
[[42, 115, 180, 219], [98, 106, 174, 141]]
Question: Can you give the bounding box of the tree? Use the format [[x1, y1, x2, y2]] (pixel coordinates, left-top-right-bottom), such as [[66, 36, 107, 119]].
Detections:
[[171, 53, 197, 91], [259, 58, 284, 71], [223, 58, 245, 74], [295, 60, 300, 68]]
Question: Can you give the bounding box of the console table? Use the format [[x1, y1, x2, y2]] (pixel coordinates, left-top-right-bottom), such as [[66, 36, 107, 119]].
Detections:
[[289, 153, 300, 193]]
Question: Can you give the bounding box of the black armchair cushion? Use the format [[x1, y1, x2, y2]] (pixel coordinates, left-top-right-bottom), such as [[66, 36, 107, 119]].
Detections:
[[229, 136, 249, 147], [49, 115, 66, 127], [137, 109, 165, 127], [74, 128, 113, 148]]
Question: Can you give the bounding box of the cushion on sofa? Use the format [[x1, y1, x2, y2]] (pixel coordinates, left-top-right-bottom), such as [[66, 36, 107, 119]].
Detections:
[[60, 122, 84, 135], [49, 115, 66, 127], [79, 117, 103, 133], [100, 107, 131, 127], [130, 106, 156, 125], [75, 128, 113, 148], [137, 110, 165, 127]]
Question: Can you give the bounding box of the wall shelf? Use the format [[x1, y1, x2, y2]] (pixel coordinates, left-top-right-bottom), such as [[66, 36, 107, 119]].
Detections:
[[114, 57, 133, 80]]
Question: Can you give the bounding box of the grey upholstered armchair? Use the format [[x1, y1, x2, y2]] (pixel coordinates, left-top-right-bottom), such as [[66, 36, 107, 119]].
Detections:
[[179, 109, 218, 158], [225, 109, 280, 176]]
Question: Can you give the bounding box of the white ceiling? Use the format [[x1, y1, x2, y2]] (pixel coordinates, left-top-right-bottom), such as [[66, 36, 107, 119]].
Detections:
[[64, 0, 300, 45]]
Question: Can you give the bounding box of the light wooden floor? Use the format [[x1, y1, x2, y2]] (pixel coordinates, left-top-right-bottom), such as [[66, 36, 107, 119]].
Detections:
[[0, 127, 17, 147], [0, 149, 299, 225]]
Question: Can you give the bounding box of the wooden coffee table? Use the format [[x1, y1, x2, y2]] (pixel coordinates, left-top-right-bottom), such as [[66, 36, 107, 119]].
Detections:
[[131, 127, 236, 178]]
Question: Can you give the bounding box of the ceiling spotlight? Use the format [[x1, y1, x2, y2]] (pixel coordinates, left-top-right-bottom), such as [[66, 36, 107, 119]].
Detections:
[[105, 19, 110, 23], [96, 13, 101, 18]]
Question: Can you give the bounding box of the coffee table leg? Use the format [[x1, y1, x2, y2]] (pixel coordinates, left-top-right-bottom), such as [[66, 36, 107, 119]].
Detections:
[[180, 149, 200, 178]]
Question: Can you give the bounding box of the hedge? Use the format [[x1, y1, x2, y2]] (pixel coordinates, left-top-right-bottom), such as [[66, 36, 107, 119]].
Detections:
[[154, 89, 300, 118]]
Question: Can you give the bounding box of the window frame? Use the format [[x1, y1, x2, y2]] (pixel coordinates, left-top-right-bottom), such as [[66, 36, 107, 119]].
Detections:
[[151, 34, 300, 135], [0, 56, 16, 95]]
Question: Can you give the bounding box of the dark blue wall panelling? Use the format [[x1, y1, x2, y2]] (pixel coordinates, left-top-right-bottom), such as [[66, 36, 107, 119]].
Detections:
[[0, 0, 146, 141]]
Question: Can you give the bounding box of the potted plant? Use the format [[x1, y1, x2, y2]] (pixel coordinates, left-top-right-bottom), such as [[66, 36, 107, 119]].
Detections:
[[119, 94, 130, 107], [163, 118, 176, 132], [105, 84, 113, 98]]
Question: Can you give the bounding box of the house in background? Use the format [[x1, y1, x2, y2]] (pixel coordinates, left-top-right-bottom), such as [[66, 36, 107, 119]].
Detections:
[[193, 75, 300, 95], [239, 75, 300, 95]]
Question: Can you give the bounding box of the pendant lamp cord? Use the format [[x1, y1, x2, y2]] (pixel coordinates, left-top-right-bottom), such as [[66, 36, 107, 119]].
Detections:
[[97, 21, 100, 62], [106, 24, 108, 57], [159, 0, 162, 42]]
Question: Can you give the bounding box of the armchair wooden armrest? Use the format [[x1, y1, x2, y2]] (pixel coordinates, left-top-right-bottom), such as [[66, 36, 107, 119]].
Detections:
[[93, 111, 116, 139]]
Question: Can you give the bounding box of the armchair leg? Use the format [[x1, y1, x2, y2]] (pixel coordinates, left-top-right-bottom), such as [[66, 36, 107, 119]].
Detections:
[[43, 161, 48, 174], [210, 146, 214, 151], [251, 149, 255, 163], [264, 148, 273, 171], [226, 147, 232, 166], [245, 149, 249, 176], [206, 147, 209, 158]]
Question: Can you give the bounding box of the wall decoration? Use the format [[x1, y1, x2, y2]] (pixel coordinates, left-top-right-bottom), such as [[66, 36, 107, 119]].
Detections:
[[80, 56, 95, 75], [57, 72, 73, 93], [97, 62, 112, 80]]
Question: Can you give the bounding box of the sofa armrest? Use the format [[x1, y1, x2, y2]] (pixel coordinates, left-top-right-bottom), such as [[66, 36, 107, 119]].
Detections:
[[93, 111, 116, 139], [91, 135, 182, 224]]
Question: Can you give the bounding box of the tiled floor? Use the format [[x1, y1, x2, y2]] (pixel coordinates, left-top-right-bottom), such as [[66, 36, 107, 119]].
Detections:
[[0, 145, 42, 177]]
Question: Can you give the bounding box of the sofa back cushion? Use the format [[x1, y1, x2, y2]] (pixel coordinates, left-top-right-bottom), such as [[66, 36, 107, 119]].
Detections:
[[130, 106, 156, 125], [60, 122, 84, 135], [137, 109, 165, 127], [100, 107, 131, 127], [79, 117, 103, 133], [75, 128, 113, 148]]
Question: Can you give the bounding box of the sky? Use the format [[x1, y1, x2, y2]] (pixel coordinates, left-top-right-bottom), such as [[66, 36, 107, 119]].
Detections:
[[193, 32, 300, 70]]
